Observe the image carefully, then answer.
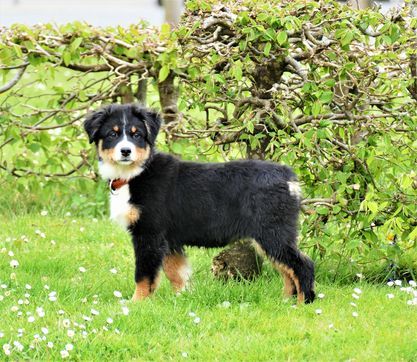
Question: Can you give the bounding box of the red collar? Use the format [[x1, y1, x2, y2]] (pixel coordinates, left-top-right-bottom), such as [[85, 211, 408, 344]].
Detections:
[[109, 178, 129, 191]]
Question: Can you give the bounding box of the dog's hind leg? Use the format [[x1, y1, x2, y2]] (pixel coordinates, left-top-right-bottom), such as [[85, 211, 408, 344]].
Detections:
[[254, 238, 315, 304], [277, 266, 297, 298], [252, 240, 295, 298], [163, 251, 192, 293]]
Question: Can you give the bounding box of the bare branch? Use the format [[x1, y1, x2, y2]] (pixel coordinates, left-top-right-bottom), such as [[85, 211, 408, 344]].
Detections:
[[0, 64, 28, 94]]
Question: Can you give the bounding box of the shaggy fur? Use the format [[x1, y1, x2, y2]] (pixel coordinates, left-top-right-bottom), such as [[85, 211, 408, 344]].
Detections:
[[84, 103, 315, 303]]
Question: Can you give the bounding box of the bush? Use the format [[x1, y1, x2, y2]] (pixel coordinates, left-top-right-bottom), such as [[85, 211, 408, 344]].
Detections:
[[1, 0, 417, 280]]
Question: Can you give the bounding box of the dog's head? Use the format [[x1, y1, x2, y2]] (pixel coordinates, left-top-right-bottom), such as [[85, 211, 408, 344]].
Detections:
[[84, 104, 161, 180]]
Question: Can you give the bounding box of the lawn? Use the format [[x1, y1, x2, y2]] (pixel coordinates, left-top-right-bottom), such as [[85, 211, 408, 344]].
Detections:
[[0, 214, 416, 361]]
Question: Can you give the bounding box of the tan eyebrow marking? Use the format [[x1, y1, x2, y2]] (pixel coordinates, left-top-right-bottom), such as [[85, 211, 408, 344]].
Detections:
[[131, 126, 137, 133], [113, 126, 119, 132]]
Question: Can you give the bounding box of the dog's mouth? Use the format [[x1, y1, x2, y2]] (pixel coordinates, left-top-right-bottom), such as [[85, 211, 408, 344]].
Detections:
[[117, 158, 134, 165]]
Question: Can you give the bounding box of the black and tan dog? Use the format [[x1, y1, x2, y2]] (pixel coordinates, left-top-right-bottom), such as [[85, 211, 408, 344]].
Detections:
[[84, 104, 315, 303]]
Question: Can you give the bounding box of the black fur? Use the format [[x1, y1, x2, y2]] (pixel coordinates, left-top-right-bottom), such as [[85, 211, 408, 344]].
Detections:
[[84, 103, 315, 303]]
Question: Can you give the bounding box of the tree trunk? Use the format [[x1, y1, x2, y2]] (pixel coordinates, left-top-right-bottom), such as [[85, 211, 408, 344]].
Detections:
[[136, 78, 147, 106], [158, 72, 179, 123], [163, 0, 183, 26], [347, 0, 373, 9], [212, 239, 263, 281]]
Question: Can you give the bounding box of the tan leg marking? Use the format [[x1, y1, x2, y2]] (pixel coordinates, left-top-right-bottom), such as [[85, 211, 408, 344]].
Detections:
[[163, 254, 191, 292], [275, 263, 305, 304], [132, 274, 161, 301], [277, 265, 296, 297], [251, 240, 305, 304]]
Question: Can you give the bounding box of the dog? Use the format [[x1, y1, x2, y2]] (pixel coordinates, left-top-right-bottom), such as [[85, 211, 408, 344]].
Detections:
[[84, 103, 315, 303]]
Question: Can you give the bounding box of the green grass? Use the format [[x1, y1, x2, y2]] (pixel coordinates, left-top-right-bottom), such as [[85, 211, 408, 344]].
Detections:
[[1, 215, 417, 361]]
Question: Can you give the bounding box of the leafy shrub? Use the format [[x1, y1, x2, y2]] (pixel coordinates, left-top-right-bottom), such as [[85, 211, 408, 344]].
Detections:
[[1, 0, 417, 280]]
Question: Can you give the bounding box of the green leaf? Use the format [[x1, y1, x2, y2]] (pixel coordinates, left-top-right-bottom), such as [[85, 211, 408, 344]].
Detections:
[[341, 30, 354, 47], [317, 207, 329, 215], [311, 101, 321, 117], [233, 62, 243, 81], [276, 31, 288, 46], [62, 51, 71, 66], [368, 201, 379, 214], [160, 23, 171, 39], [126, 47, 139, 58], [159, 65, 170, 82], [333, 205, 341, 214], [409, 226, 417, 240], [28, 143, 41, 153], [246, 121, 254, 133], [70, 37, 83, 52], [264, 42, 272, 56], [319, 91, 333, 104]]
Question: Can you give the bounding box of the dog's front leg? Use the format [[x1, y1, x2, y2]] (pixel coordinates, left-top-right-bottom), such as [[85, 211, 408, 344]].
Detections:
[[131, 234, 166, 301]]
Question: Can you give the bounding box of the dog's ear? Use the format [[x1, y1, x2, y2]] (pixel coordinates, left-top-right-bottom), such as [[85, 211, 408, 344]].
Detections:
[[84, 107, 109, 144], [132, 105, 162, 145], [145, 109, 162, 145]]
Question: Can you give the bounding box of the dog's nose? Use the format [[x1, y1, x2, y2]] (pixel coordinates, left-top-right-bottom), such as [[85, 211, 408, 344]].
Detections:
[[121, 148, 131, 157]]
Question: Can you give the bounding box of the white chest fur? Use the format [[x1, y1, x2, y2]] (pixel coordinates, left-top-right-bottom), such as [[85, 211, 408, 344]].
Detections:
[[109, 184, 139, 229]]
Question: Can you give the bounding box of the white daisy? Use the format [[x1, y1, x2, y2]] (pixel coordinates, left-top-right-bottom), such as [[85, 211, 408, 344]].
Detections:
[[3, 343, 11, 355], [121, 306, 129, 316]]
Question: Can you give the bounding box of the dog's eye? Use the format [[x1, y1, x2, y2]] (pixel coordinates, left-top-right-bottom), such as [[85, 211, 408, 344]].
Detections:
[[132, 132, 141, 139], [109, 131, 118, 138]]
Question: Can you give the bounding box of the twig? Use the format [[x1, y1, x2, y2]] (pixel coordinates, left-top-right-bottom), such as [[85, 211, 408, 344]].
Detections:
[[0, 64, 28, 94]]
